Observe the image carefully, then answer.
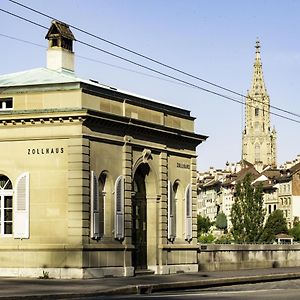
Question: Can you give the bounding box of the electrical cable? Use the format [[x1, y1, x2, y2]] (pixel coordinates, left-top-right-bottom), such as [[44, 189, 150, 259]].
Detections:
[[0, 7, 300, 124], [7, 0, 300, 120]]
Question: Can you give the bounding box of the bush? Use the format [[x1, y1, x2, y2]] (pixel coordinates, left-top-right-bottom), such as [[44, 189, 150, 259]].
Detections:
[[197, 215, 213, 236], [198, 233, 215, 244]]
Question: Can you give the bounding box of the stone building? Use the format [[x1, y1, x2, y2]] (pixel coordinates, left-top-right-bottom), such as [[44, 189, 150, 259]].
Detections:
[[0, 20, 207, 278], [242, 40, 277, 166]]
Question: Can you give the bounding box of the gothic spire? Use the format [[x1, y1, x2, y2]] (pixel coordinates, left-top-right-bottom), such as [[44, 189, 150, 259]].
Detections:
[[249, 39, 268, 98]]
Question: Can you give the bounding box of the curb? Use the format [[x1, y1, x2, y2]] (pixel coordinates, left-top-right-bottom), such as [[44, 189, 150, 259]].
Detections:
[[2, 272, 300, 299]]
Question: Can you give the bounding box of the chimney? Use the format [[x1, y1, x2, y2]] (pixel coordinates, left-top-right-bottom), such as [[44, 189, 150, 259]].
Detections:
[[45, 20, 76, 72]]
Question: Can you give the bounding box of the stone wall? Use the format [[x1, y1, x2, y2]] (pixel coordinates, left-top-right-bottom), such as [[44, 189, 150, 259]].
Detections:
[[198, 244, 300, 271]]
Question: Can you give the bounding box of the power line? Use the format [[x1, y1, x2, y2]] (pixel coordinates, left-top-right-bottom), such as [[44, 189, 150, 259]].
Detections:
[[0, 33, 191, 87], [7, 0, 300, 120], [1, 7, 300, 125]]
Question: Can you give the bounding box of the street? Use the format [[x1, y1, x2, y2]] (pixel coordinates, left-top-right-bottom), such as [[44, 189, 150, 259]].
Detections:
[[69, 279, 300, 300]]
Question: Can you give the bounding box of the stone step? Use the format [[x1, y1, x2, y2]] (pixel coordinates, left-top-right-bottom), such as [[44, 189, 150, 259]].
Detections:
[[134, 269, 155, 276]]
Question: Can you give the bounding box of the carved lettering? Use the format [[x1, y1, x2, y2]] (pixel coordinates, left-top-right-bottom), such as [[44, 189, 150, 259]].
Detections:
[[27, 147, 65, 155]]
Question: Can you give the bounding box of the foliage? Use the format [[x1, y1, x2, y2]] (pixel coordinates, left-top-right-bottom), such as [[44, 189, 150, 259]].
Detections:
[[214, 233, 233, 244], [215, 212, 227, 230], [198, 233, 215, 244], [197, 215, 213, 235], [231, 174, 265, 243], [260, 210, 288, 243], [289, 222, 300, 241]]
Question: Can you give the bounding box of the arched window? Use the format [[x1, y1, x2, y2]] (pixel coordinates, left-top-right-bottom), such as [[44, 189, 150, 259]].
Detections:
[[255, 143, 260, 162], [90, 170, 113, 239], [0, 175, 13, 235]]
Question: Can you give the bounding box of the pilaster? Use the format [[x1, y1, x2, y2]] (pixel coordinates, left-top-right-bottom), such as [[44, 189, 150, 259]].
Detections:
[[67, 137, 90, 245]]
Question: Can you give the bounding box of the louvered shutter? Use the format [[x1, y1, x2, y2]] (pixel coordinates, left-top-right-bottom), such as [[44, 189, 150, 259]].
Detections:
[[167, 180, 176, 241], [13, 172, 30, 239], [185, 184, 192, 241], [114, 175, 124, 240], [90, 171, 100, 239]]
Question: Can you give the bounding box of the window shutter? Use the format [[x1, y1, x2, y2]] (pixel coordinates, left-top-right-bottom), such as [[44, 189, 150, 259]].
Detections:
[[185, 183, 192, 241], [90, 171, 100, 239], [13, 172, 30, 239], [167, 180, 176, 241], [114, 175, 124, 240]]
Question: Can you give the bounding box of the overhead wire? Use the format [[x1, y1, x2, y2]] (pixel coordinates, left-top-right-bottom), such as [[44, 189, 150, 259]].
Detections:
[[7, 0, 300, 120], [0, 33, 191, 87], [0, 7, 300, 124]]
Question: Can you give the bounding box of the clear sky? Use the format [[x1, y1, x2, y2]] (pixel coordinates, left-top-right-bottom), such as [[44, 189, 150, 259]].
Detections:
[[1, 0, 299, 171]]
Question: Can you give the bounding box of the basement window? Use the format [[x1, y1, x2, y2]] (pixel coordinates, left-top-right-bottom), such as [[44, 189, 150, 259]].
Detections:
[[0, 98, 13, 110]]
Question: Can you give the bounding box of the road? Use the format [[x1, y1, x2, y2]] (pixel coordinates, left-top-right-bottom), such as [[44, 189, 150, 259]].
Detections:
[[68, 279, 300, 300]]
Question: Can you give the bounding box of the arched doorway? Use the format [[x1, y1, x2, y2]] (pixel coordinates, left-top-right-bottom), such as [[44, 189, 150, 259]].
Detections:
[[0, 175, 13, 235], [132, 163, 150, 270]]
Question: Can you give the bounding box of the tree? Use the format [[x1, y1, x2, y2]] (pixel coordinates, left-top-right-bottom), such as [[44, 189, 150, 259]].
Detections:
[[215, 212, 227, 230], [260, 210, 288, 243], [231, 174, 265, 243], [290, 223, 300, 241], [197, 215, 213, 236]]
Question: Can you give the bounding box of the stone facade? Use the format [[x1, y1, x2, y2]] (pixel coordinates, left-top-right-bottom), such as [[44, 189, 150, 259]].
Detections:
[[242, 40, 277, 166], [0, 21, 207, 278]]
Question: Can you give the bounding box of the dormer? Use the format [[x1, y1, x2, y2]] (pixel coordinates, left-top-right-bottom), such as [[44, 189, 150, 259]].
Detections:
[[45, 20, 76, 72]]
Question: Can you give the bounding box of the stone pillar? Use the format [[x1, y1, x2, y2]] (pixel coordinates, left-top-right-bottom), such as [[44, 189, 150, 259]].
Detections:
[[158, 151, 168, 271], [67, 137, 90, 246], [191, 157, 198, 244], [122, 136, 133, 275]]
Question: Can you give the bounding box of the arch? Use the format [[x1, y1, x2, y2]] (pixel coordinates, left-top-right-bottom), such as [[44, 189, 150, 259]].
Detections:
[[173, 179, 185, 240], [132, 155, 158, 199], [98, 170, 113, 238], [0, 174, 13, 235]]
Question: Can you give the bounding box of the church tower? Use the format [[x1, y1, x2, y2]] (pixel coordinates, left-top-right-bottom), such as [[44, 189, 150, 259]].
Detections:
[[242, 40, 277, 166]]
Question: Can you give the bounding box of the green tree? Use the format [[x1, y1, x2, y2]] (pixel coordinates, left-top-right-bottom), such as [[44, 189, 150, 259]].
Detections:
[[290, 223, 300, 241], [215, 212, 227, 230], [231, 174, 265, 243], [260, 210, 288, 242], [197, 215, 213, 236]]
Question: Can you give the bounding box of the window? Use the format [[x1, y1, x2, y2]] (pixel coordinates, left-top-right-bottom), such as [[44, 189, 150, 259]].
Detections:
[[0, 98, 13, 110], [255, 107, 259, 116], [255, 143, 260, 162], [0, 175, 13, 235]]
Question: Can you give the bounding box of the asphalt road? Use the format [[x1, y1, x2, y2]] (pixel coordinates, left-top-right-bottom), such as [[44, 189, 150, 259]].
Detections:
[[68, 279, 300, 300]]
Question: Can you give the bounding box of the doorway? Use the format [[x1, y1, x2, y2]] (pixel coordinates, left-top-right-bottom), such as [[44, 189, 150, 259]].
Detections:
[[132, 163, 150, 270]]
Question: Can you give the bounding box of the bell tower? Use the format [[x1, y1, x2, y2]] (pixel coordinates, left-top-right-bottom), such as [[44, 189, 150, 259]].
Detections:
[[242, 40, 277, 166], [45, 20, 76, 72]]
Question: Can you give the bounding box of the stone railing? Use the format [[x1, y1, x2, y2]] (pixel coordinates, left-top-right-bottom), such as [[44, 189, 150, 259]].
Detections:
[[198, 244, 300, 271]]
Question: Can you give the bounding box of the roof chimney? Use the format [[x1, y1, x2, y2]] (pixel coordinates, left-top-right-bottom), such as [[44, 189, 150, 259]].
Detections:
[[45, 20, 76, 72]]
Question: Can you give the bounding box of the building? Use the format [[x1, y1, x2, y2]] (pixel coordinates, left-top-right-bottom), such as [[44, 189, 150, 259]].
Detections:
[[0, 20, 207, 278], [197, 158, 300, 231], [242, 40, 277, 166]]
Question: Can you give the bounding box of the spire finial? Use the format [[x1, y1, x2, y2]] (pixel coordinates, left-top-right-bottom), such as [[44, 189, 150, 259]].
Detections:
[[255, 38, 260, 54]]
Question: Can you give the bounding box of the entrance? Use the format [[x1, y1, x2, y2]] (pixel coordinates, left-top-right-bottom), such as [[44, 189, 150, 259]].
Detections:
[[132, 163, 149, 270]]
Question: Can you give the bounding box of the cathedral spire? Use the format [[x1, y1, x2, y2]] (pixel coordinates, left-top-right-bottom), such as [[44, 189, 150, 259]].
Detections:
[[242, 40, 277, 167], [249, 39, 267, 97]]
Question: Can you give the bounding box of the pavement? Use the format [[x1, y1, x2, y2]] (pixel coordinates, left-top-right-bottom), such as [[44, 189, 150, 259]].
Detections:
[[2, 267, 300, 299]]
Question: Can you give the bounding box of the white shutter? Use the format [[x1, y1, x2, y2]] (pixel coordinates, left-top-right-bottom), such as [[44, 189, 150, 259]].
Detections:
[[114, 175, 124, 240], [13, 172, 30, 239], [90, 171, 100, 239], [185, 184, 192, 241], [167, 180, 176, 241]]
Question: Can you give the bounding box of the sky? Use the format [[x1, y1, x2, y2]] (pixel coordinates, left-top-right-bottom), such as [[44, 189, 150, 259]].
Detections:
[[0, 0, 300, 171]]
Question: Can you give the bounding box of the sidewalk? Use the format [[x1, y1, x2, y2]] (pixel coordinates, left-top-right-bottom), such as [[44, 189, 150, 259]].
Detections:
[[1, 267, 300, 299]]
